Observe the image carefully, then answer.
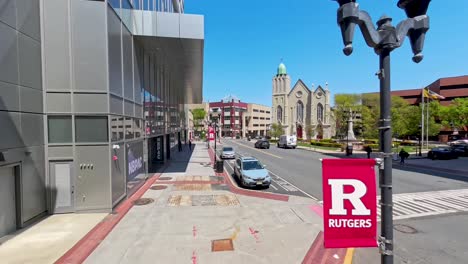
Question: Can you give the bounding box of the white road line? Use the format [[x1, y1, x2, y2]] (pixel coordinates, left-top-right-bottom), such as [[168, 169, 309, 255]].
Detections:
[[267, 170, 319, 201], [270, 184, 278, 191], [228, 140, 283, 159], [272, 178, 289, 191]]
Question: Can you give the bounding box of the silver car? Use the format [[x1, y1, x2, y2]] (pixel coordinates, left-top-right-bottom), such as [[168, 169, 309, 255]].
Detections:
[[234, 157, 271, 187], [221, 146, 235, 159]]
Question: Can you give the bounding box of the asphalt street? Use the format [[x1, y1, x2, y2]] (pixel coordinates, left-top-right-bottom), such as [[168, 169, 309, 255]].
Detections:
[[220, 138, 468, 264]]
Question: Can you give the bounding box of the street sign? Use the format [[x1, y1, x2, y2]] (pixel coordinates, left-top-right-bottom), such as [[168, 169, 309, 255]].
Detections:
[[322, 159, 378, 248], [208, 126, 215, 141]]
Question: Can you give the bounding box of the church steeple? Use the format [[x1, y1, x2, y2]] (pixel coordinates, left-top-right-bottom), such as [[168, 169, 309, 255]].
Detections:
[[277, 60, 287, 76]]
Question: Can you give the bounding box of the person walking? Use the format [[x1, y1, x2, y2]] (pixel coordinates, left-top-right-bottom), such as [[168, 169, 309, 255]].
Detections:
[[178, 139, 182, 152], [365, 145, 372, 159], [189, 139, 192, 151], [399, 149, 409, 164]]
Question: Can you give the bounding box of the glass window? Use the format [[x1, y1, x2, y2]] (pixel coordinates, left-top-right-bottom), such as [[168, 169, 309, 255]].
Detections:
[[297, 101, 304, 123], [75, 116, 108, 143], [134, 119, 143, 138], [317, 103, 324, 122], [277, 106, 283, 123], [48, 116, 72, 143], [111, 116, 124, 142], [125, 117, 134, 139]]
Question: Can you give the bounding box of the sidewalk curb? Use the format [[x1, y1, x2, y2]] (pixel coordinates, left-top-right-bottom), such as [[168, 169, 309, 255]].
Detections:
[[393, 162, 468, 176], [207, 147, 289, 202], [54, 167, 167, 264]]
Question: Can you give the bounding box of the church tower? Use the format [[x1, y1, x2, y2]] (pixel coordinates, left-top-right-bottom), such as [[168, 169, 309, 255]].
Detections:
[[272, 62, 291, 135]]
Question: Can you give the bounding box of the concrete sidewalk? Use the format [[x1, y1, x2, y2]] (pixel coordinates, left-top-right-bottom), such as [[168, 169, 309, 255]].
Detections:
[[84, 143, 335, 264]]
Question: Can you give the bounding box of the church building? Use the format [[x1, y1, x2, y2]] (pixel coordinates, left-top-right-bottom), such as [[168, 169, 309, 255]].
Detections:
[[272, 62, 335, 139]]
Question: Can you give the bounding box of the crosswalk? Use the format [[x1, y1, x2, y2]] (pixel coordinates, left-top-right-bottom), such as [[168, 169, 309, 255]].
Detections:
[[378, 188, 468, 221]]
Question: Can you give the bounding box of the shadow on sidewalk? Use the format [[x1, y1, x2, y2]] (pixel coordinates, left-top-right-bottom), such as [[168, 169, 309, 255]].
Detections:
[[162, 144, 197, 173]]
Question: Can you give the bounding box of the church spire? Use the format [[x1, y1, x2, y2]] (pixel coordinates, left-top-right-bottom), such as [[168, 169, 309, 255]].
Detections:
[[277, 59, 287, 76]]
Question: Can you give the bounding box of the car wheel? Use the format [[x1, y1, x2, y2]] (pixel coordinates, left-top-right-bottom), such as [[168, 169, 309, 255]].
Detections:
[[267, 146, 270, 149], [277, 143, 280, 148]]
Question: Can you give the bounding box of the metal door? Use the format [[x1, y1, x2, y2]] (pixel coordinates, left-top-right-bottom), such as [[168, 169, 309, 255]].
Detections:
[[50, 162, 75, 214], [0, 166, 16, 238]]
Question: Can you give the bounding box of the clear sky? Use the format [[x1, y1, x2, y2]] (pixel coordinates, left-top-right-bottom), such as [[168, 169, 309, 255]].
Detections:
[[185, 0, 468, 106]]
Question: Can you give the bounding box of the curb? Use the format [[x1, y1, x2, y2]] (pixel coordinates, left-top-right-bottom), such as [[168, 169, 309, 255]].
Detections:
[[393, 162, 468, 176], [55, 167, 167, 264], [207, 147, 289, 202]]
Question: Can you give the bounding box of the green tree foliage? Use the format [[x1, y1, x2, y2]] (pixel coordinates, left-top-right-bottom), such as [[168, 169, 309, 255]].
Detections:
[[361, 94, 380, 139], [334, 94, 362, 138], [191, 108, 206, 132], [439, 98, 468, 131], [270, 122, 284, 139], [305, 125, 315, 139]]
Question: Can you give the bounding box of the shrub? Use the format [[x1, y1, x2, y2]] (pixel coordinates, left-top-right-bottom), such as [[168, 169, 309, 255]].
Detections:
[[319, 139, 336, 143], [364, 139, 379, 144], [310, 141, 342, 148], [400, 140, 418, 146], [364, 144, 379, 150], [270, 139, 278, 143]]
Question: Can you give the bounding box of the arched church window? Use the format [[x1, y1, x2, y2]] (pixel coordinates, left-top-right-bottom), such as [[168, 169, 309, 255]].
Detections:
[[277, 106, 283, 123], [296, 101, 304, 123], [317, 103, 324, 122]]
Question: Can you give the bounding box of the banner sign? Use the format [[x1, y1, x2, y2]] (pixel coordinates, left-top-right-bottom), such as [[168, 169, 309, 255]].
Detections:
[[322, 159, 378, 248], [208, 126, 215, 141]]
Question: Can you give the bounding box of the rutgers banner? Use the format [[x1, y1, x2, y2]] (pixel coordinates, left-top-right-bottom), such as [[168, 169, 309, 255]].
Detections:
[[322, 159, 378, 248], [208, 126, 215, 141]]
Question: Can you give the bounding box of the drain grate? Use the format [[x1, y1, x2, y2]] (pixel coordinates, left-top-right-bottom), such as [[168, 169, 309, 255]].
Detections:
[[158, 177, 173, 181], [150, 185, 167, 190], [133, 198, 155, 206], [212, 239, 234, 252]]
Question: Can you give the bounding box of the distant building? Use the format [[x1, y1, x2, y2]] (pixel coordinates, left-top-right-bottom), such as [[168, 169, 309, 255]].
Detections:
[[364, 75, 468, 106], [209, 96, 248, 137], [271, 62, 335, 139], [243, 104, 272, 137]]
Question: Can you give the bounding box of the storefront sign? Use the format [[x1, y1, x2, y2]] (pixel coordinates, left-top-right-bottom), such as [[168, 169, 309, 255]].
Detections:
[[322, 159, 378, 248], [155, 136, 163, 162]]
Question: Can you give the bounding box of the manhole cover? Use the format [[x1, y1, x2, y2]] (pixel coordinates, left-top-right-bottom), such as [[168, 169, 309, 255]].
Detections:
[[133, 198, 154, 206], [158, 177, 172, 181], [150, 185, 167, 190], [394, 224, 418, 234], [212, 239, 234, 252]]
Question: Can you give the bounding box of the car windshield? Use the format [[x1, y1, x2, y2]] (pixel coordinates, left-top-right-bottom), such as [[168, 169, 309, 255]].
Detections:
[[242, 161, 264, 170], [223, 147, 233, 152]]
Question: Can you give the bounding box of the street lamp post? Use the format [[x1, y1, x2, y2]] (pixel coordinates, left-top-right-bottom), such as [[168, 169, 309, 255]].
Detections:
[[418, 124, 422, 156], [332, 1, 432, 263]]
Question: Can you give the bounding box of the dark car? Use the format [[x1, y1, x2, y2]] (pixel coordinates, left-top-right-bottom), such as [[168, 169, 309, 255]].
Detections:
[[427, 147, 458, 160], [451, 144, 468, 157], [254, 139, 270, 149]]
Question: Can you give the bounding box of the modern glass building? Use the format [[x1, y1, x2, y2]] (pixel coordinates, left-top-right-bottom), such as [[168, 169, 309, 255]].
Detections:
[[0, 0, 203, 238]]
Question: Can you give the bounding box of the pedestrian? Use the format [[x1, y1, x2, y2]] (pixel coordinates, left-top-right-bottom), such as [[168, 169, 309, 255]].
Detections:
[[399, 149, 408, 164], [178, 139, 182, 152], [189, 139, 192, 151], [365, 145, 372, 159]]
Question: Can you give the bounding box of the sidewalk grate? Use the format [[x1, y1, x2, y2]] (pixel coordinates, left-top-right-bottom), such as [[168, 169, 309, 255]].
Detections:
[[211, 239, 234, 252], [132, 198, 155, 206], [150, 185, 167, 190]]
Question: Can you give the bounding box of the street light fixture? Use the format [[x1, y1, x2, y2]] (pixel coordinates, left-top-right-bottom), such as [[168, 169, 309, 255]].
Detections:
[[332, 1, 431, 263]]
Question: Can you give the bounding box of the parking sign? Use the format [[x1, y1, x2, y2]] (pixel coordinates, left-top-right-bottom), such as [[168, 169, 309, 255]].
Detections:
[[322, 159, 378, 248]]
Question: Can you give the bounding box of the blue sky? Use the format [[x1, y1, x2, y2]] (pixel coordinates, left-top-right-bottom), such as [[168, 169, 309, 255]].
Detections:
[[185, 0, 468, 106]]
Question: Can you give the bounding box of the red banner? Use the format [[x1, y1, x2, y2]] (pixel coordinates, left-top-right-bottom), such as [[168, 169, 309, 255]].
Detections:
[[322, 159, 378, 248], [208, 127, 215, 141]]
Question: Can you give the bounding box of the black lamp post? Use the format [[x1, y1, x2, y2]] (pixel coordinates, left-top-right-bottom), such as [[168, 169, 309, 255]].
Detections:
[[332, 1, 431, 263]]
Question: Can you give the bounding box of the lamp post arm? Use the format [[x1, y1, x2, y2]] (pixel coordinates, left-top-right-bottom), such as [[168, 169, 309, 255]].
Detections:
[[357, 10, 381, 48], [395, 15, 430, 62]]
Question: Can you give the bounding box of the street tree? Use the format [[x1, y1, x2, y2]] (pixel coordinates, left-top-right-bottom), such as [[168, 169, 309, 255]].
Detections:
[[361, 93, 380, 139], [334, 93, 362, 138], [191, 108, 206, 132], [305, 125, 315, 140], [270, 122, 284, 139], [439, 98, 468, 132]]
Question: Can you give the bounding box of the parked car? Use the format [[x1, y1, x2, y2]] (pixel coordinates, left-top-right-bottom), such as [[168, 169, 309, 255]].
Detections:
[[448, 139, 468, 146], [254, 135, 262, 140], [254, 139, 270, 149], [451, 144, 468, 157], [220, 146, 235, 159], [234, 156, 271, 187], [427, 147, 458, 160], [277, 135, 297, 149]]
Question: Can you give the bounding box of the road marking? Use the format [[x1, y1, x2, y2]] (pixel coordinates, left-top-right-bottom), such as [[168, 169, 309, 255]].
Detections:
[[227, 140, 283, 159], [267, 170, 318, 201], [376, 188, 468, 221], [344, 248, 355, 264], [270, 184, 278, 191]]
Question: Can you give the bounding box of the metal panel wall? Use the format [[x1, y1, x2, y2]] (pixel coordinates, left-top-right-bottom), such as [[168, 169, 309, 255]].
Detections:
[[107, 6, 123, 96], [74, 146, 111, 211], [71, 0, 107, 92]]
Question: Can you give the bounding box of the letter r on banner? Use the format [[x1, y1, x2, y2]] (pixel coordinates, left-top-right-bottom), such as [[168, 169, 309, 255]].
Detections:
[[329, 179, 370, 216]]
